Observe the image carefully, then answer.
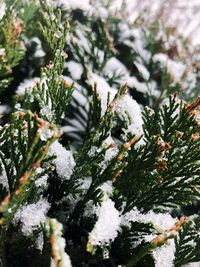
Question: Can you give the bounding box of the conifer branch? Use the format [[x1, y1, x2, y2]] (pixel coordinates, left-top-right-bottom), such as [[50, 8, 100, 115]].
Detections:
[[124, 216, 186, 267]]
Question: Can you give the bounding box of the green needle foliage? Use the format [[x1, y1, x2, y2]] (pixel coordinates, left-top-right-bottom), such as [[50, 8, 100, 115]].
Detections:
[[0, 7, 25, 92], [0, 1, 200, 267], [115, 96, 200, 212]]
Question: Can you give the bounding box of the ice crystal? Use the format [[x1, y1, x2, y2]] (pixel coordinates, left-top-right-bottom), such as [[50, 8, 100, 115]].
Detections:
[[0, 162, 9, 191], [153, 239, 175, 267], [13, 198, 50, 235], [49, 140, 75, 180], [88, 198, 121, 248]]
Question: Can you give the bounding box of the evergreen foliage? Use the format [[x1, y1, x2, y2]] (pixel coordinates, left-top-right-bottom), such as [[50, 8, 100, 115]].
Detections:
[[0, 1, 200, 267]]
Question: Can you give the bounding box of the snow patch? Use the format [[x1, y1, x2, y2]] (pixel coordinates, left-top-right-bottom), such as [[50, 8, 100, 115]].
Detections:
[[153, 53, 186, 83], [88, 198, 121, 248], [49, 140, 75, 180], [65, 61, 83, 80], [16, 77, 40, 96], [13, 198, 50, 235]]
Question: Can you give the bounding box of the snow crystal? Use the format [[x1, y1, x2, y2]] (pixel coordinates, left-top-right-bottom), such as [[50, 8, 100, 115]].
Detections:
[[109, 0, 123, 11], [153, 239, 175, 267], [182, 263, 200, 267], [103, 141, 118, 159], [0, 162, 9, 191], [89, 72, 144, 141], [122, 208, 177, 231], [13, 198, 50, 235], [99, 136, 118, 171], [35, 232, 44, 251], [102, 136, 115, 147], [88, 146, 98, 157], [153, 53, 186, 83], [88, 198, 121, 247], [79, 176, 92, 191], [51, 259, 56, 267], [121, 208, 177, 266], [119, 23, 140, 41], [127, 76, 148, 93], [30, 37, 46, 58], [186, 240, 197, 248], [83, 199, 97, 218], [65, 61, 83, 80], [103, 55, 150, 91], [62, 254, 72, 267], [132, 39, 151, 62], [49, 140, 75, 180], [35, 174, 48, 188], [94, 6, 108, 19], [116, 95, 144, 139], [39, 128, 54, 141], [103, 57, 127, 77], [0, 2, 6, 20], [34, 48, 45, 58], [40, 106, 54, 122], [57, 0, 93, 12], [100, 181, 113, 197], [74, 27, 91, 54], [16, 77, 40, 96], [121, 208, 177, 242], [0, 105, 9, 114], [134, 61, 150, 80], [89, 72, 143, 122]]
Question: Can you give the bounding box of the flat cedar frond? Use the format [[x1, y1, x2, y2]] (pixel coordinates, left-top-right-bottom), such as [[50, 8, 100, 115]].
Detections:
[[174, 216, 200, 266], [44, 218, 72, 267], [0, 111, 62, 266], [115, 95, 200, 212], [0, 8, 25, 93], [0, 111, 62, 194], [1, 1, 200, 267]]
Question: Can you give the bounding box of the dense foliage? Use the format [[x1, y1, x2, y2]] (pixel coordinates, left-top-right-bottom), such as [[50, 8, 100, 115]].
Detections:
[[1, 1, 200, 267]]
